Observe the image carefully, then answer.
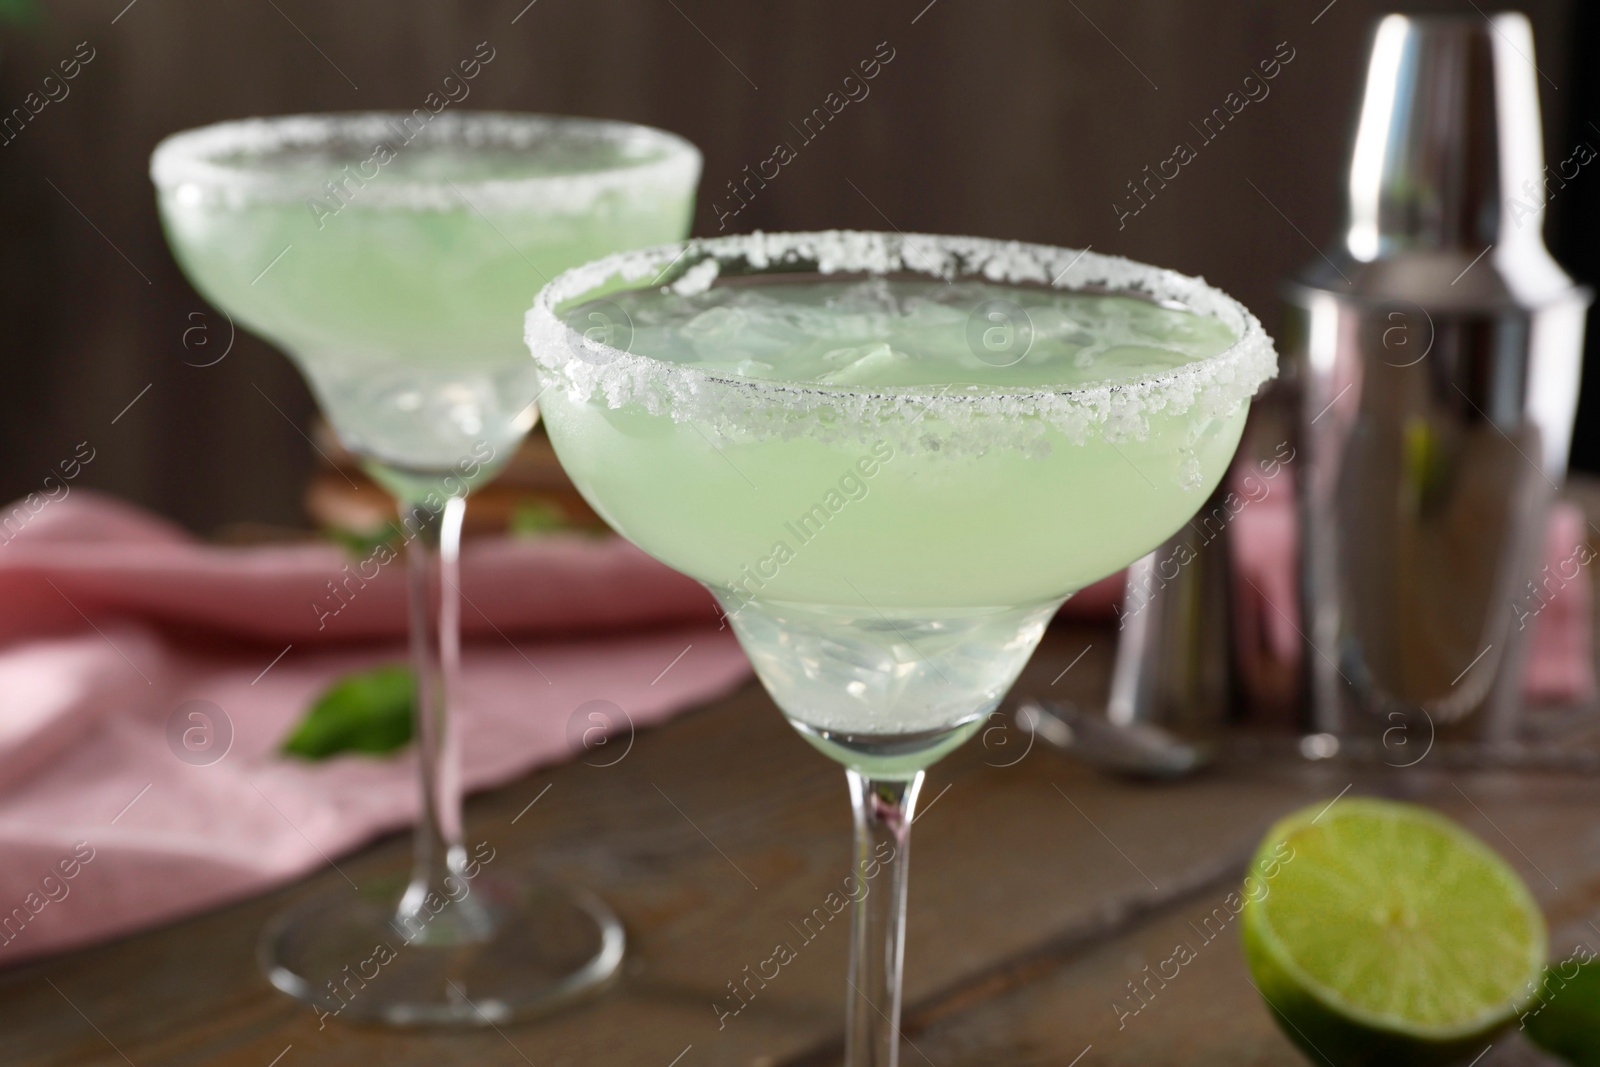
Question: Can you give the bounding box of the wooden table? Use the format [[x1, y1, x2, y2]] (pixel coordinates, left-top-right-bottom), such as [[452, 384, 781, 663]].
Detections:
[[6, 622, 1600, 1065]]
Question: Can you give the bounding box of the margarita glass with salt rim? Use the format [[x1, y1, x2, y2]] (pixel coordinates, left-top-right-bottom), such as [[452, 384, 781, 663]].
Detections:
[[151, 111, 700, 1026], [526, 230, 1277, 1065]]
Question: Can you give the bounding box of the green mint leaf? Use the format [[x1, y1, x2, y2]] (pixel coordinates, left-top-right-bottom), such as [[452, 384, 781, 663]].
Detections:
[[1525, 959, 1600, 1066], [281, 665, 414, 760], [324, 522, 404, 559], [508, 501, 568, 538], [0, 0, 40, 26]]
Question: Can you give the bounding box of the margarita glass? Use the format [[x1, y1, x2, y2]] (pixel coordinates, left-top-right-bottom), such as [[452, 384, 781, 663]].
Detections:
[[151, 112, 699, 1025], [527, 231, 1276, 1065]]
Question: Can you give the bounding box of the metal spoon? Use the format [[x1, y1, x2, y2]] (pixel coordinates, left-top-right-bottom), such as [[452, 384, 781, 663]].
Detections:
[[1016, 697, 1214, 780]]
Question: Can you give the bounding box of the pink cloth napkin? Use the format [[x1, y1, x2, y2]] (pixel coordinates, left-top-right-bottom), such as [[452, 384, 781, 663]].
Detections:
[[1522, 503, 1598, 702], [1227, 479, 1596, 705], [4, 485, 1587, 966], [0, 492, 751, 965]]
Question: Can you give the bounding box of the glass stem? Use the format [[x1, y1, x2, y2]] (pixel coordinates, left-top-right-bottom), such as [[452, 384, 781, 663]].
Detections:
[[844, 769, 924, 1067], [394, 494, 486, 945]]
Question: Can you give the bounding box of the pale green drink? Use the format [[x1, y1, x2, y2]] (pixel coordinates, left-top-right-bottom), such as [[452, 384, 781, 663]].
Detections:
[[529, 233, 1277, 771], [154, 113, 699, 495]]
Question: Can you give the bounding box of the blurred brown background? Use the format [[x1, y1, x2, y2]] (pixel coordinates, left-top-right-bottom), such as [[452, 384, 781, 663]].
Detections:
[[0, 0, 1582, 534]]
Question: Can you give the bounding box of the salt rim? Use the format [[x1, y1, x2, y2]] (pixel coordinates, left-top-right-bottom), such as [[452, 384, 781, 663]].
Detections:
[[525, 230, 1279, 453], [149, 112, 702, 215]]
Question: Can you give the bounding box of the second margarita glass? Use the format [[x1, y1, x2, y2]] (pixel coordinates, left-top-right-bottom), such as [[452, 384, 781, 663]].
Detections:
[[151, 111, 700, 1024]]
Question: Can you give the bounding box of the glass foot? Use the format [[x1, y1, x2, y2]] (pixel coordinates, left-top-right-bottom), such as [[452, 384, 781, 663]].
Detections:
[[259, 872, 624, 1027]]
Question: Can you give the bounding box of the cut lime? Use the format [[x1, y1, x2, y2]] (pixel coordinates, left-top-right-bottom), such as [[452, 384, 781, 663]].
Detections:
[[1241, 797, 1546, 1066]]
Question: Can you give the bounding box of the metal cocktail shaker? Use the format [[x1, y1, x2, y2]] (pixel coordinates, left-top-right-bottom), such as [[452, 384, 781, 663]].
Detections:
[[1285, 12, 1590, 747]]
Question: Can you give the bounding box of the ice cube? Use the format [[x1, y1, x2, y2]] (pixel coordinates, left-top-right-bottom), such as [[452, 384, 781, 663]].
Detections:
[[681, 305, 746, 343], [817, 342, 908, 385]]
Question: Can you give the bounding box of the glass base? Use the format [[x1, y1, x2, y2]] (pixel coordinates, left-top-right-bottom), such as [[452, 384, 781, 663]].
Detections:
[[259, 872, 624, 1027]]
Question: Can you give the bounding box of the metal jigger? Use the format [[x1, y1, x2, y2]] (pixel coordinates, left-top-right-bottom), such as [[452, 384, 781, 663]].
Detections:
[[1285, 12, 1590, 748], [1106, 492, 1236, 737]]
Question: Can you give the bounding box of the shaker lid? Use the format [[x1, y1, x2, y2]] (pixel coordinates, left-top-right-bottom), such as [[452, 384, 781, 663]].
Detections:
[[1302, 13, 1579, 310]]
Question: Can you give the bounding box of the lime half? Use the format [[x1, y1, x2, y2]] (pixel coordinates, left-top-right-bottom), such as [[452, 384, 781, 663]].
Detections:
[[1241, 798, 1546, 1066]]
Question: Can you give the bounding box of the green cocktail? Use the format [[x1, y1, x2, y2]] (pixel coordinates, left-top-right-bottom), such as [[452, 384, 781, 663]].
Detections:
[[155, 113, 697, 494], [527, 231, 1277, 1066], [151, 112, 700, 1026]]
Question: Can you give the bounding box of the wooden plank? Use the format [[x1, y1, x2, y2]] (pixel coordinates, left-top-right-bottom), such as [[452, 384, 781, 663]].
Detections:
[[12, 460, 1600, 1067], [905, 764, 1600, 1067], [0, 622, 1331, 1066]]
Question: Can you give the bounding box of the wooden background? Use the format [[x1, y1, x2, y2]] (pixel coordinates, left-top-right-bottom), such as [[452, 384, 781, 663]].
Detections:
[[0, 0, 1579, 533]]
